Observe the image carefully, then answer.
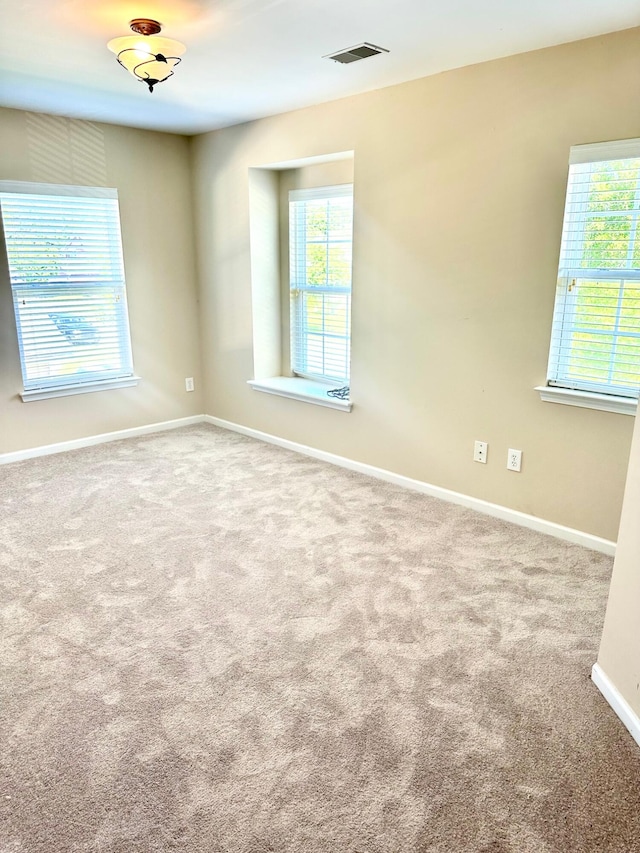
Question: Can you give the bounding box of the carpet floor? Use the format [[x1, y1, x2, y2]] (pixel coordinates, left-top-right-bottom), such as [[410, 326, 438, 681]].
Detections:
[[1, 424, 639, 853]]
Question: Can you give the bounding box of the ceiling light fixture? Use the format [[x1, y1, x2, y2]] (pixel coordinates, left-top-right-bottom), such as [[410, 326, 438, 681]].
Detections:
[[107, 19, 186, 93]]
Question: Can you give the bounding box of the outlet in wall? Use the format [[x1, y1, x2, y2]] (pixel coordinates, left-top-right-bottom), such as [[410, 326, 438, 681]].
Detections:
[[507, 448, 522, 472]]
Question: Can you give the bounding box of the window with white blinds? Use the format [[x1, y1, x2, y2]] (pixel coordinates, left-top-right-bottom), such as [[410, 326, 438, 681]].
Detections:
[[289, 184, 353, 383], [547, 139, 640, 399], [0, 182, 135, 397]]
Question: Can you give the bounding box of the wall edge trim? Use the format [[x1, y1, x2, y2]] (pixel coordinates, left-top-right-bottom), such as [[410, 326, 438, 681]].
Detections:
[[0, 415, 206, 464], [204, 415, 616, 555], [592, 663, 640, 749]]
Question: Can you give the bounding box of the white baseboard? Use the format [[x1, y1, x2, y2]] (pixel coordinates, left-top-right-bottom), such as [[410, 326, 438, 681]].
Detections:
[[0, 415, 206, 465], [205, 415, 615, 556], [592, 663, 640, 748]]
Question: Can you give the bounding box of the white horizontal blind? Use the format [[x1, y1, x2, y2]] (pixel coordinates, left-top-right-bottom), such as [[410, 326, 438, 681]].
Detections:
[[289, 184, 353, 383], [0, 183, 134, 393], [548, 142, 640, 398]]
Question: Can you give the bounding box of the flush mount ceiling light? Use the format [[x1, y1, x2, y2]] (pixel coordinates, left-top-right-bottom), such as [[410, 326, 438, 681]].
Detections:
[[107, 19, 186, 93]]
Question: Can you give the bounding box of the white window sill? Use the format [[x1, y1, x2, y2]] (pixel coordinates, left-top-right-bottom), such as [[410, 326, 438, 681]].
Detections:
[[535, 385, 637, 416], [248, 377, 352, 411], [22, 376, 140, 402]]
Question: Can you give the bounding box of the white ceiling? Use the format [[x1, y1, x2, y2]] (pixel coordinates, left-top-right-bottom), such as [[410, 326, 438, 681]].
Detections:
[[0, 0, 638, 136]]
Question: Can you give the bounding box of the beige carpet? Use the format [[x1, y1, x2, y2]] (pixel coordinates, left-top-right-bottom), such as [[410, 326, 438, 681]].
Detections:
[[1, 424, 639, 853]]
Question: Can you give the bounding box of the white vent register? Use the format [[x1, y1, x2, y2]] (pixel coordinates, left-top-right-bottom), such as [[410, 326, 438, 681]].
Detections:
[[324, 43, 389, 64]]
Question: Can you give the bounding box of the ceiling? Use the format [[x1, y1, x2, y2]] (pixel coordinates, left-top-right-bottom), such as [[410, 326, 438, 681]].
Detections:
[[0, 0, 638, 136]]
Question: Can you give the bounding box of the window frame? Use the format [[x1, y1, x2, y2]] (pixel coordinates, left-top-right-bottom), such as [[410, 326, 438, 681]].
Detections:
[[0, 181, 138, 402], [288, 183, 353, 386], [541, 139, 640, 413]]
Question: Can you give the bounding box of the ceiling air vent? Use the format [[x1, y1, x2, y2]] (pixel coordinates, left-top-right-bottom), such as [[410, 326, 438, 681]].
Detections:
[[324, 43, 389, 64]]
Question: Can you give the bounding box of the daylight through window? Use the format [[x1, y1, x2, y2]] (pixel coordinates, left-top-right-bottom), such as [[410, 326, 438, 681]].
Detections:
[[289, 184, 353, 384], [0, 182, 135, 399], [546, 140, 640, 399]]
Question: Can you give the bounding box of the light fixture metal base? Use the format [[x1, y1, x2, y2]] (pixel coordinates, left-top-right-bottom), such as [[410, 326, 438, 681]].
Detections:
[[129, 18, 162, 36]]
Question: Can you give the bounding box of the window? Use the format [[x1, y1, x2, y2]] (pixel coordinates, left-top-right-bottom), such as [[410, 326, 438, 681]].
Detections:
[[546, 140, 640, 403], [289, 184, 353, 384], [0, 182, 136, 401]]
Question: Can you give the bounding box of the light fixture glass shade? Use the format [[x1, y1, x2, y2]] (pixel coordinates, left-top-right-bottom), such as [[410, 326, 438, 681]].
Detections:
[[107, 34, 186, 92]]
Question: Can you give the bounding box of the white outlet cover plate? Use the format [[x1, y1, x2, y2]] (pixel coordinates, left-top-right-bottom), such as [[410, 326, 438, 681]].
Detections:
[[507, 448, 522, 472]]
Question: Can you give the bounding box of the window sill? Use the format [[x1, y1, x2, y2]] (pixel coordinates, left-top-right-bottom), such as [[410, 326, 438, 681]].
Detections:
[[22, 376, 140, 402], [247, 377, 352, 412], [535, 385, 637, 416]]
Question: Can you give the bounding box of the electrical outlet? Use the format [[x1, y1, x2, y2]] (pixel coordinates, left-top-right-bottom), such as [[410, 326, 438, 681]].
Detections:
[[473, 440, 488, 464], [507, 448, 522, 472], [185, 377, 195, 392]]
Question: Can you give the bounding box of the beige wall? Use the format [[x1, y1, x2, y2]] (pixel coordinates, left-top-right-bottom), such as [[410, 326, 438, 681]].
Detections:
[[0, 108, 203, 453], [597, 410, 640, 719], [191, 27, 640, 542]]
